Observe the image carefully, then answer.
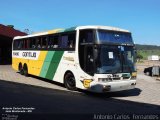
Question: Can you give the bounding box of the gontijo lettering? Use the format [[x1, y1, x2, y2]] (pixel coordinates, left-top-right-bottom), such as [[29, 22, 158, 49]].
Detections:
[[22, 52, 36, 58]]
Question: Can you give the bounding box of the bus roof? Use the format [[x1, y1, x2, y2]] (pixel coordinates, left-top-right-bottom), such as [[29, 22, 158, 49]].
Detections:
[[76, 25, 130, 32], [14, 25, 130, 40]]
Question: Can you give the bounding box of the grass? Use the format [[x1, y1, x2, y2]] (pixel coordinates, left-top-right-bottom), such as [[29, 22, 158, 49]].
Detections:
[[137, 50, 160, 60]]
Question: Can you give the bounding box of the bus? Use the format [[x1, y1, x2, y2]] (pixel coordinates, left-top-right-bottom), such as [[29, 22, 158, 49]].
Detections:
[[12, 25, 137, 93]]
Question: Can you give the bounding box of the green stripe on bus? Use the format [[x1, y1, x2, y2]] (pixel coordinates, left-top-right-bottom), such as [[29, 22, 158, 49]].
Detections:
[[64, 27, 76, 32], [39, 51, 55, 78], [45, 51, 64, 80]]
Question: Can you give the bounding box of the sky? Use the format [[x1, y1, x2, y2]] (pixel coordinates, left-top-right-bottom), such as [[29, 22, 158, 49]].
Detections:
[[0, 0, 160, 45]]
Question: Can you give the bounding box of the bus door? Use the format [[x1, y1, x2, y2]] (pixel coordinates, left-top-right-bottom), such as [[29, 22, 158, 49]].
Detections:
[[79, 29, 95, 76], [84, 46, 94, 75]]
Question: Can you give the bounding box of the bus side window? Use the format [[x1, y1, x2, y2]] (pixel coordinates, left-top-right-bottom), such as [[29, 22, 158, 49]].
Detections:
[[13, 40, 18, 49], [68, 33, 76, 49], [48, 35, 59, 49], [53, 36, 59, 48], [42, 37, 48, 49], [30, 38, 36, 49], [79, 30, 94, 43], [29, 38, 32, 49], [26, 39, 30, 49], [60, 35, 68, 48], [24, 39, 28, 49], [59, 32, 76, 49], [36, 37, 41, 49], [48, 36, 53, 48], [18, 40, 23, 49]]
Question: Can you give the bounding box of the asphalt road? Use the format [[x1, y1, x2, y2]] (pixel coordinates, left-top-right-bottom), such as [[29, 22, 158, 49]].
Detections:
[[0, 80, 160, 120]]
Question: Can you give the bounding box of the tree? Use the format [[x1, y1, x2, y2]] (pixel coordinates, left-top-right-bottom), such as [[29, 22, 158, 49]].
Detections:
[[7, 25, 14, 28], [24, 29, 29, 34], [136, 52, 143, 61], [23, 29, 34, 34]]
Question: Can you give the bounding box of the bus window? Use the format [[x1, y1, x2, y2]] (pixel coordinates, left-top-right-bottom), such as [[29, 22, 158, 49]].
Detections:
[[42, 37, 48, 49], [36, 38, 41, 49], [79, 29, 94, 43], [85, 46, 94, 74], [24, 39, 28, 49], [48, 35, 59, 48], [59, 32, 76, 49], [13, 40, 19, 49], [48, 36, 53, 48], [26, 39, 30, 49], [53, 36, 59, 48], [68, 33, 76, 48], [18, 40, 23, 49], [60, 35, 68, 48], [30, 38, 36, 49]]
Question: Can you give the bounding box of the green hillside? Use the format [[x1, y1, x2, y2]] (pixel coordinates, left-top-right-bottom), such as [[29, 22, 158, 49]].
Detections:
[[135, 44, 160, 60]]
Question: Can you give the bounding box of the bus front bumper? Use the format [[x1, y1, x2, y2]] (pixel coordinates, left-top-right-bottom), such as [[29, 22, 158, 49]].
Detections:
[[89, 80, 136, 93]]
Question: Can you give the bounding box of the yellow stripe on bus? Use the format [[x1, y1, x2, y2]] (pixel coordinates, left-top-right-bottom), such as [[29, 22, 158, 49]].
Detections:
[[48, 29, 64, 34], [12, 51, 48, 76], [28, 51, 47, 76], [12, 58, 23, 71]]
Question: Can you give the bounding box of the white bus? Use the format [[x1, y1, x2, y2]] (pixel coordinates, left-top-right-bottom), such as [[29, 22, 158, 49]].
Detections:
[[12, 25, 137, 92]]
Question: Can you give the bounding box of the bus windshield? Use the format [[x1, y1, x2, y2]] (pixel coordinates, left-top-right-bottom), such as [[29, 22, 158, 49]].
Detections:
[[97, 30, 133, 45], [95, 45, 136, 74]]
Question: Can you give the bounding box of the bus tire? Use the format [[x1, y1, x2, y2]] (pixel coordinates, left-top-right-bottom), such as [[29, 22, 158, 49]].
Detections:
[[23, 64, 28, 77], [64, 72, 76, 90], [18, 63, 24, 75]]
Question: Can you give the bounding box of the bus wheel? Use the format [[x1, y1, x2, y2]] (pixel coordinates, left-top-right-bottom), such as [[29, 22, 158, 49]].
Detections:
[[23, 64, 28, 77], [64, 72, 76, 90], [18, 63, 24, 75]]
